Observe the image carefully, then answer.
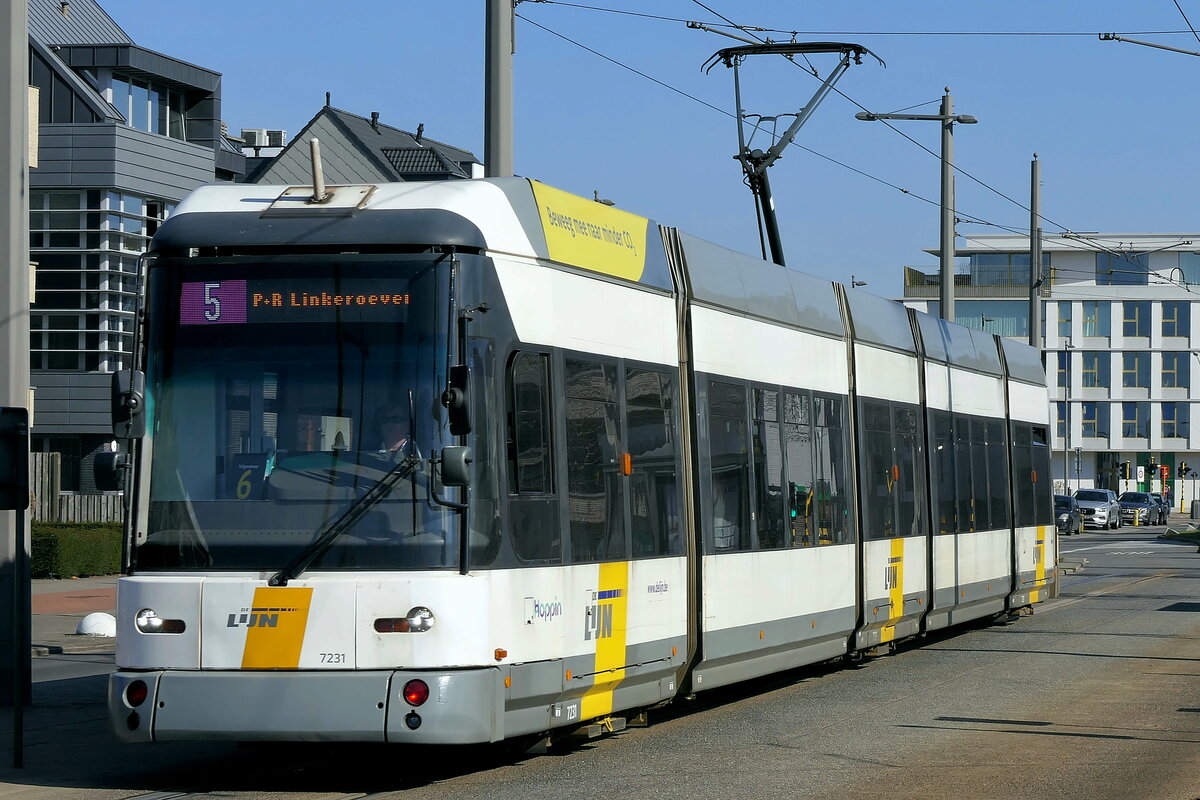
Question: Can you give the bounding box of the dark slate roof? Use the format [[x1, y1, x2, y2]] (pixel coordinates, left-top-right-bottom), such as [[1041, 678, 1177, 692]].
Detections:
[[326, 107, 478, 174], [28, 0, 133, 45], [246, 106, 480, 185], [381, 147, 468, 178]]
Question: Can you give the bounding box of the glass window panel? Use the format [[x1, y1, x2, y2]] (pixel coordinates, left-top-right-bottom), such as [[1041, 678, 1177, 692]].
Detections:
[[1081, 351, 1109, 388], [753, 389, 784, 550], [566, 392, 624, 562], [862, 400, 897, 540], [1163, 301, 1191, 337], [708, 380, 749, 552], [1057, 302, 1071, 338], [131, 81, 149, 130], [1098, 253, 1149, 286], [1123, 301, 1150, 337], [1057, 351, 1070, 388], [627, 367, 679, 558], [1081, 301, 1110, 337], [987, 419, 1010, 529], [783, 391, 814, 546]]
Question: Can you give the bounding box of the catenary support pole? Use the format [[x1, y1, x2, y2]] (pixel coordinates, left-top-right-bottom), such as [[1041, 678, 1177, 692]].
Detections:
[[485, 0, 514, 177], [939, 89, 956, 322], [1029, 155, 1043, 347], [0, 0, 30, 766]]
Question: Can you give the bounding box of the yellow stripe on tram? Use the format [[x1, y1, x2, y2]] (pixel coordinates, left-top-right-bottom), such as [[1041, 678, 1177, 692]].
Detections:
[[880, 537, 905, 644], [580, 561, 630, 720], [241, 586, 314, 669], [1031, 525, 1046, 604]]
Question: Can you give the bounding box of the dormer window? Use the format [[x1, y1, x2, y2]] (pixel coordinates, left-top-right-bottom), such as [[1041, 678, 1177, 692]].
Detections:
[[108, 72, 186, 140]]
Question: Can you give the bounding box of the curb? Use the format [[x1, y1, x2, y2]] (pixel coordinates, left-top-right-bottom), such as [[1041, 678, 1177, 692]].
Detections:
[[31, 639, 115, 658]]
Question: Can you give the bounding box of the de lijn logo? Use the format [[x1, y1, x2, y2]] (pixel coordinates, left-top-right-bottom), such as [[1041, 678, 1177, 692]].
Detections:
[[584, 589, 622, 641], [227, 605, 300, 629]]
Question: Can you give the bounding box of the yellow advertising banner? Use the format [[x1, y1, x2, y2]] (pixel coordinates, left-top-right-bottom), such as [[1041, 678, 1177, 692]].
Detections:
[[531, 181, 648, 282]]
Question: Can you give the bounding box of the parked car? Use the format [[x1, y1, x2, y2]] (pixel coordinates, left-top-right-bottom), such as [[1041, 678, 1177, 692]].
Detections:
[[1054, 494, 1083, 535], [1149, 493, 1170, 524], [1074, 488, 1121, 529], [1118, 492, 1156, 526]]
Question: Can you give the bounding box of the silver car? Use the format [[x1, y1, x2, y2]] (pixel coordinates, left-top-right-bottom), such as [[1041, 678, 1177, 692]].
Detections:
[[1073, 488, 1121, 529]]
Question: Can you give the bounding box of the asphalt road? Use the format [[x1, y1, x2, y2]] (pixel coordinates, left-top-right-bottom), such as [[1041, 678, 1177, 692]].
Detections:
[[6, 527, 1200, 800]]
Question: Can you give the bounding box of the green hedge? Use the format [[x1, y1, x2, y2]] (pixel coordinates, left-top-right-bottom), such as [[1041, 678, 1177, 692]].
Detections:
[[30, 522, 122, 578]]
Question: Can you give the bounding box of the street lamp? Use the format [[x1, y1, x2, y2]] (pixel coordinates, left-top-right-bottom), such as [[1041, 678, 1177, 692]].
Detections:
[[856, 87, 977, 322], [851, 275, 867, 288]]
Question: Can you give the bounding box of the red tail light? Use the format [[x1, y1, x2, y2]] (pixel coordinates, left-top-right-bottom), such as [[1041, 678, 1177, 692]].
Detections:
[[403, 679, 429, 706], [125, 680, 148, 708]]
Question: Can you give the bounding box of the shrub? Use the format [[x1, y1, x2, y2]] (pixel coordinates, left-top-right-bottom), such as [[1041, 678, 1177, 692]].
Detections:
[[30, 522, 122, 578]]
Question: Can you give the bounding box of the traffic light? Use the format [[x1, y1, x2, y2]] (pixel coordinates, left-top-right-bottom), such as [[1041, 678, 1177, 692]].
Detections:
[[1120, 461, 1131, 480], [1161, 464, 1170, 481], [1182, 461, 1191, 478]]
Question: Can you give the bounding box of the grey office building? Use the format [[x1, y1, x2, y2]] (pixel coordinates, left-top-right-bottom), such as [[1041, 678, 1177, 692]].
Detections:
[[27, 0, 243, 489]]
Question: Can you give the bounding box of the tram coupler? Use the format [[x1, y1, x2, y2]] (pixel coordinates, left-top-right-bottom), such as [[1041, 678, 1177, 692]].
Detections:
[[568, 715, 627, 740]]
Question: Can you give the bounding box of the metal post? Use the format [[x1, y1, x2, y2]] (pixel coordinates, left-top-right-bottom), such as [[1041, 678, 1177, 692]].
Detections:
[[1029, 155, 1043, 347], [0, 0, 30, 756], [939, 88, 955, 322], [484, 0, 514, 177]]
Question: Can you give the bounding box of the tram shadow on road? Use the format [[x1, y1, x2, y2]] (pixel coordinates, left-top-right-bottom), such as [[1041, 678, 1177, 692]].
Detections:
[[0, 672, 555, 795]]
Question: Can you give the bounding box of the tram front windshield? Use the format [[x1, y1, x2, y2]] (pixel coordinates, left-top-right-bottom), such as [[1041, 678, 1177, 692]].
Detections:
[[138, 257, 460, 571]]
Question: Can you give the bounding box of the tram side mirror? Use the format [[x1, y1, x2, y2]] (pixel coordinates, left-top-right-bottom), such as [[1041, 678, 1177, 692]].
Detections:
[[113, 369, 146, 439], [441, 365, 472, 436], [93, 451, 127, 492], [441, 445, 473, 487], [0, 407, 30, 511]]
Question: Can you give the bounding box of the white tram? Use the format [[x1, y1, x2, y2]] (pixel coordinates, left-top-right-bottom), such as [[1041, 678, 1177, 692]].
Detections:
[[104, 178, 1055, 744]]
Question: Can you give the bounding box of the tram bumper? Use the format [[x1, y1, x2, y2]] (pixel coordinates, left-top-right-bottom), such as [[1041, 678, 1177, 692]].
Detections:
[[109, 667, 505, 744]]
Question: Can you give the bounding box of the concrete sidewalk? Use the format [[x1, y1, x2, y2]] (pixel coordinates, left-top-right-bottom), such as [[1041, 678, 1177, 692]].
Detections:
[[30, 576, 117, 657]]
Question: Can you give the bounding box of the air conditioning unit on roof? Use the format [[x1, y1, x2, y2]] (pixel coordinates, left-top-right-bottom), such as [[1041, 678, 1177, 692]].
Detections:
[[240, 129, 287, 147]]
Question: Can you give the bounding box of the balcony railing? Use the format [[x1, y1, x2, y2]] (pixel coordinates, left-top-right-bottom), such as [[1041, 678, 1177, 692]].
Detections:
[[902, 267, 1049, 298]]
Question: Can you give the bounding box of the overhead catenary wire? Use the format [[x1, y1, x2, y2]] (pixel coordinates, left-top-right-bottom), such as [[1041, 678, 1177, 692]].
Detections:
[[520, 6, 1200, 293], [1171, 0, 1200, 45]]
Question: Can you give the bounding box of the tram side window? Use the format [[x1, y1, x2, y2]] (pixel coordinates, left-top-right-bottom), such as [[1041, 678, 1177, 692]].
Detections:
[[1011, 423, 1035, 528], [565, 358, 625, 562], [753, 388, 785, 549], [929, 410, 956, 535], [1031, 425, 1053, 525], [894, 405, 925, 538], [970, 418, 990, 532], [708, 380, 750, 552], [986, 419, 1011, 529], [813, 394, 852, 545], [861, 400, 896, 540], [627, 367, 682, 557], [506, 351, 559, 562], [954, 416, 975, 533], [783, 391, 814, 546]]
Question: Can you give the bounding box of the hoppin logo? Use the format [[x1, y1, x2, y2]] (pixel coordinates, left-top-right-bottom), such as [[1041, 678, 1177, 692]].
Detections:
[[524, 597, 563, 625]]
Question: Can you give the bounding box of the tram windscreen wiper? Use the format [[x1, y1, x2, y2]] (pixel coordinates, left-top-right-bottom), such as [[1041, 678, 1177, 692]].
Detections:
[[268, 455, 419, 587]]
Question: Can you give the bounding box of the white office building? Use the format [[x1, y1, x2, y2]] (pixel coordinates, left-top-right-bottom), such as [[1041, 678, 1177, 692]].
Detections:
[[902, 233, 1200, 511]]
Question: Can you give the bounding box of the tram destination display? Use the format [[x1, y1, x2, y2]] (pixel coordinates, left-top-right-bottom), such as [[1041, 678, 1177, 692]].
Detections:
[[180, 278, 411, 326]]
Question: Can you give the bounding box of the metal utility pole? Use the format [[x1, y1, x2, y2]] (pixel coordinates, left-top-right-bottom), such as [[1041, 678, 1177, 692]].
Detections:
[[0, 0, 30, 743], [1029, 154, 1043, 347], [857, 87, 976, 321], [704, 42, 882, 267], [484, 0, 514, 177]]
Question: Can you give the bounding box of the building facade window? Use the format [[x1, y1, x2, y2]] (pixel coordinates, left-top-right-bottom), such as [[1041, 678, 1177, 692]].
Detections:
[[1123, 301, 1150, 338], [1097, 253, 1150, 286], [1162, 301, 1191, 338], [108, 72, 186, 140], [1057, 302, 1071, 338], [1122, 352, 1149, 388], [1122, 402, 1150, 439], [1163, 352, 1191, 388], [1056, 401, 1067, 439], [1081, 401, 1109, 439], [29, 189, 170, 372], [1081, 351, 1109, 388], [1181, 252, 1200, 285], [1057, 351, 1070, 388], [1162, 403, 1190, 439], [1081, 301, 1111, 338]]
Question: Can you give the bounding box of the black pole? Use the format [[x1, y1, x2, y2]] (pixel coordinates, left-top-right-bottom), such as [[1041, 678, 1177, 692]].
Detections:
[[11, 510, 23, 768], [755, 165, 786, 267]]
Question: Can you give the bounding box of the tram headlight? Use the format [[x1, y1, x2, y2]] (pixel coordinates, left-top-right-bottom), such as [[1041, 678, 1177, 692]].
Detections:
[[406, 606, 435, 632], [135, 608, 163, 633], [134, 608, 186, 634]]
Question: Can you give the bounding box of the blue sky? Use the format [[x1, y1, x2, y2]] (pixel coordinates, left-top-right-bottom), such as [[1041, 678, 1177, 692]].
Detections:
[[98, 1, 1200, 294]]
